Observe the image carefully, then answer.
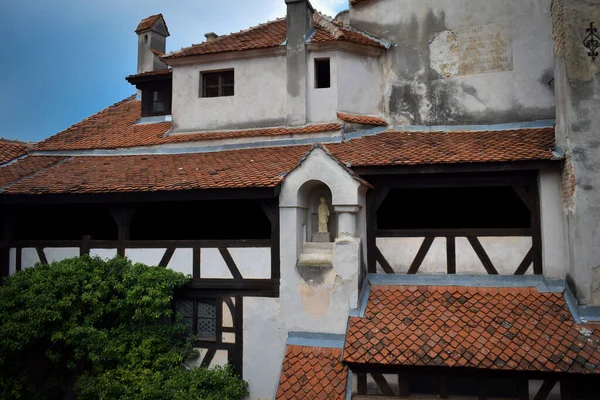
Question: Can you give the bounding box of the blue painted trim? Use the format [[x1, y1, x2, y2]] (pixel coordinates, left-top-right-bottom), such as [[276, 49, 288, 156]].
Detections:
[[367, 273, 565, 293], [344, 126, 387, 140], [564, 283, 583, 324], [286, 331, 346, 349], [272, 340, 288, 400], [345, 370, 353, 400]]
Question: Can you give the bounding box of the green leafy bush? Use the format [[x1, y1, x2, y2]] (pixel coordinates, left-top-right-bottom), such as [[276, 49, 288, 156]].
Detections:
[[0, 256, 248, 400]]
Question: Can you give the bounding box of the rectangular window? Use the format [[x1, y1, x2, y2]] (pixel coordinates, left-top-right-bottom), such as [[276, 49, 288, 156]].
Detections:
[[315, 58, 331, 89], [201, 70, 234, 97], [176, 299, 217, 341], [152, 90, 166, 113]]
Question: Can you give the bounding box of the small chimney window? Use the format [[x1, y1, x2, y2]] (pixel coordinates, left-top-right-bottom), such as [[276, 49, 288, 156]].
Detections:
[[315, 58, 331, 89], [201, 70, 234, 98]]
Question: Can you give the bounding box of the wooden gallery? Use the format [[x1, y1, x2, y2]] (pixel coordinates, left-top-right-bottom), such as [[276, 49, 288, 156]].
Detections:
[[1, 0, 599, 399]]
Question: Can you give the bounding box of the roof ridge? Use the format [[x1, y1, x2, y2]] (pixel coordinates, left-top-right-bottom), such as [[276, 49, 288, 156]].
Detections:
[[313, 11, 345, 40], [0, 156, 71, 192], [164, 18, 285, 59]]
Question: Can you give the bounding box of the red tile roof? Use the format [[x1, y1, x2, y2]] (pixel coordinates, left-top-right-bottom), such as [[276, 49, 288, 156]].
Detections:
[[327, 128, 555, 167], [344, 285, 600, 374], [163, 13, 384, 60], [0, 140, 28, 164], [33, 97, 341, 151], [0, 156, 66, 190], [275, 345, 348, 400], [3, 146, 310, 194], [135, 14, 169, 35], [337, 112, 388, 126], [167, 124, 341, 142]]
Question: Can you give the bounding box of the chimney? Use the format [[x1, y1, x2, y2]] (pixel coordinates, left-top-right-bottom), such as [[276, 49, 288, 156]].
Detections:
[[285, 0, 314, 126], [205, 32, 219, 42], [135, 14, 170, 74]]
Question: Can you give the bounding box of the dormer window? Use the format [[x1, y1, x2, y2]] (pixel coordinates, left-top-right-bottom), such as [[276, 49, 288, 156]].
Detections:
[[201, 70, 234, 98], [141, 84, 172, 117]]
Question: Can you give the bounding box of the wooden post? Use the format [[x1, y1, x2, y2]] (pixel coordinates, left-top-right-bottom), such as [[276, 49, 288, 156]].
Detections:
[[110, 206, 135, 257], [446, 236, 456, 274], [517, 379, 529, 400], [0, 211, 15, 277], [366, 190, 377, 273], [531, 179, 543, 275], [80, 235, 91, 256]]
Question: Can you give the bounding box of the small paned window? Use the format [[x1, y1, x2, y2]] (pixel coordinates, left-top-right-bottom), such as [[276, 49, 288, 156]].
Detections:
[[176, 299, 217, 341], [315, 58, 331, 89], [152, 90, 166, 113], [201, 70, 234, 97]]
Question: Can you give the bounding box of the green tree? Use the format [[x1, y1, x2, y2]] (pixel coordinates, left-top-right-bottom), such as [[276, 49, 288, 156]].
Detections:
[[0, 256, 248, 400]]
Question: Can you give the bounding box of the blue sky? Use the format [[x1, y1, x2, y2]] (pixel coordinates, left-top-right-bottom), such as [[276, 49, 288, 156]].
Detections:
[[1, 0, 346, 143]]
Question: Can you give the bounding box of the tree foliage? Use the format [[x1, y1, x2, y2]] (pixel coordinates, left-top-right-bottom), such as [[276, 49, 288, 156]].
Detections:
[[0, 256, 248, 400]]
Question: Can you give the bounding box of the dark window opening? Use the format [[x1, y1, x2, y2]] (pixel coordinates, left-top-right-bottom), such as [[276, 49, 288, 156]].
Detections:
[[377, 186, 531, 230], [14, 204, 117, 241], [201, 70, 234, 98], [130, 200, 270, 240], [152, 90, 166, 113], [315, 59, 330, 89], [141, 82, 172, 117], [175, 299, 217, 342]]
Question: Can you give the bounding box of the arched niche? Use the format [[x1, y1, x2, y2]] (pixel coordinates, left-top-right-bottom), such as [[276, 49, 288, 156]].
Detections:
[[297, 180, 336, 242]]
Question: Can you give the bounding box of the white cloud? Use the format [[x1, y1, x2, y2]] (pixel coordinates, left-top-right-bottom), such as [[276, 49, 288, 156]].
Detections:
[[310, 0, 348, 17]]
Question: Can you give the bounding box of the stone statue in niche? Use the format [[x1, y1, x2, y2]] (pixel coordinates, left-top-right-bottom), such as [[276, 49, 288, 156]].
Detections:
[[318, 197, 330, 233]]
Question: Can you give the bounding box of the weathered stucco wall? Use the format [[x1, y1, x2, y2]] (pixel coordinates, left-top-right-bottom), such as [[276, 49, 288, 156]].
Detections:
[[307, 50, 339, 122], [350, 0, 555, 125], [552, 0, 600, 305], [337, 50, 384, 116], [171, 56, 288, 132]]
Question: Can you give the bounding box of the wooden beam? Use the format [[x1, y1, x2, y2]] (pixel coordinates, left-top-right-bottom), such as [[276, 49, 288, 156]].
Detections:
[[110, 206, 135, 257], [36, 248, 48, 265], [218, 248, 243, 280], [397, 372, 409, 397], [374, 187, 390, 211], [270, 199, 280, 280], [80, 235, 91, 256], [375, 247, 395, 274], [1, 187, 279, 205], [233, 296, 243, 378], [200, 348, 216, 368], [377, 228, 532, 237], [512, 185, 534, 211], [193, 248, 201, 279], [15, 247, 21, 272], [446, 237, 456, 274], [407, 237, 434, 274], [467, 237, 498, 275], [533, 379, 556, 400], [559, 379, 571, 400], [514, 247, 534, 275], [352, 161, 559, 176], [439, 374, 449, 399], [357, 373, 367, 395], [477, 376, 487, 400], [517, 379, 529, 400], [531, 180, 543, 275], [158, 247, 175, 268], [371, 373, 394, 396], [366, 190, 377, 274]]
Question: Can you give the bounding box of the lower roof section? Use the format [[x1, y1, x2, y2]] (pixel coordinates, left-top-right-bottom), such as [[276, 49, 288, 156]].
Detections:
[[344, 284, 600, 374], [275, 344, 348, 400]]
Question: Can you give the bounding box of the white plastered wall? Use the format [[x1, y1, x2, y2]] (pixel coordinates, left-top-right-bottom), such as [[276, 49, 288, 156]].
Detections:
[[171, 56, 288, 132], [279, 147, 366, 332], [539, 168, 568, 279], [337, 50, 384, 116], [307, 50, 338, 123]]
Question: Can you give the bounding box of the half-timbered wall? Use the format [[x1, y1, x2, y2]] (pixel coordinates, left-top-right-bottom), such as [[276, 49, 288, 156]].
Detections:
[[0, 195, 282, 399], [366, 169, 568, 279]]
